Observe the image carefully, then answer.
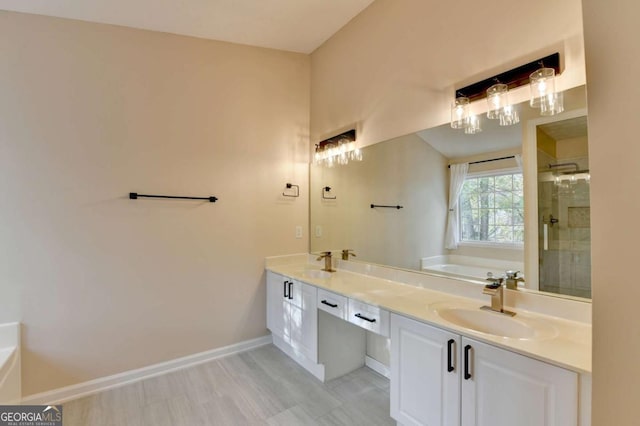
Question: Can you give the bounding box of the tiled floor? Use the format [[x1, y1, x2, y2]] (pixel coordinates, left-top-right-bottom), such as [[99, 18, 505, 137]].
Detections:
[[63, 344, 394, 425]]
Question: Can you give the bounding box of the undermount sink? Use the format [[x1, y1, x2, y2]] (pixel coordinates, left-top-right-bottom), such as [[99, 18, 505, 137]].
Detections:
[[430, 303, 557, 340], [300, 269, 332, 280]]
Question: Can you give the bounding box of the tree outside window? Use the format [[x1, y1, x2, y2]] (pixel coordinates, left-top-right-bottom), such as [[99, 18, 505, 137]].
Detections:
[[459, 172, 524, 244]]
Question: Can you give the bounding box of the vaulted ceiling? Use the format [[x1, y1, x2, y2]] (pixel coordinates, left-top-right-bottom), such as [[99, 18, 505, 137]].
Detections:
[[0, 0, 375, 53]]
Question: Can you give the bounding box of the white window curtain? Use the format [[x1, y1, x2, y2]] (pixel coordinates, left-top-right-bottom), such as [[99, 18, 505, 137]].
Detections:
[[445, 163, 469, 250], [514, 153, 523, 170]]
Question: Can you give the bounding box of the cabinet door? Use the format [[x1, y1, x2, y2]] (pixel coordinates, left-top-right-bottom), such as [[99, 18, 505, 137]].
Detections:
[[266, 272, 288, 340], [390, 313, 460, 426], [289, 280, 318, 363], [461, 337, 577, 426]]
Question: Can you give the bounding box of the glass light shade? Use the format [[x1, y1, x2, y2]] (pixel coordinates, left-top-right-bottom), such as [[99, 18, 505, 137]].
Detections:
[[325, 155, 335, 168], [451, 97, 470, 129], [337, 151, 349, 165], [324, 143, 336, 168], [464, 114, 482, 134], [540, 91, 564, 116], [486, 84, 509, 119], [335, 140, 347, 165], [349, 147, 363, 162], [499, 104, 520, 126], [529, 67, 556, 108], [337, 138, 348, 154]]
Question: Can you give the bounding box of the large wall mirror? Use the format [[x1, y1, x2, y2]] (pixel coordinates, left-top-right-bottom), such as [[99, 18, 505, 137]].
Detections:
[[310, 85, 590, 301]]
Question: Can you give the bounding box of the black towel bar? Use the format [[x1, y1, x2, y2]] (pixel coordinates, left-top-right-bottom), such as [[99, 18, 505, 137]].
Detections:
[[129, 192, 218, 202], [371, 204, 403, 209]]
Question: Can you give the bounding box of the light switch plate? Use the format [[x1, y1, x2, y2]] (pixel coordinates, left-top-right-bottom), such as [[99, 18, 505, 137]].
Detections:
[[315, 225, 322, 238], [295, 225, 303, 239]]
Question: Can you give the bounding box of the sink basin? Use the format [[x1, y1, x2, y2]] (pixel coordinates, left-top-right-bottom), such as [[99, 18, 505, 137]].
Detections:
[[300, 269, 332, 280], [431, 304, 557, 340]]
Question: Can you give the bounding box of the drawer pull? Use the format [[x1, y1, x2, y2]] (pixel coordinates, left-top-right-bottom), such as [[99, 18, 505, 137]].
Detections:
[[354, 313, 376, 323], [283, 281, 289, 299], [288, 281, 293, 300], [321, 300, 338, 308]]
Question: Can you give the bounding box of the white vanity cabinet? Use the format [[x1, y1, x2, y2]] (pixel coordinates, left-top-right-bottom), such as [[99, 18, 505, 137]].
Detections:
[[390, 313, 460, 426], [266, 271, 318, 363], [390, 313, 578, 426]]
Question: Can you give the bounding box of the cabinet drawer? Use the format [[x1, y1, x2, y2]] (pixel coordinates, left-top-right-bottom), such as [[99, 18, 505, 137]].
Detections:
[[317, 289, 348, 320], [348, 299, 390, 337]]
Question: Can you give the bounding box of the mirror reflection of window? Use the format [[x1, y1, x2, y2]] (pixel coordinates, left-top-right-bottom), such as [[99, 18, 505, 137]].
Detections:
[[459, 171, 524, 245]]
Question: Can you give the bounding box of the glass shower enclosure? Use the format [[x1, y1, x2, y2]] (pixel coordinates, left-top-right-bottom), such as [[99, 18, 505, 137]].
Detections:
[[536, 117, 591, 298]]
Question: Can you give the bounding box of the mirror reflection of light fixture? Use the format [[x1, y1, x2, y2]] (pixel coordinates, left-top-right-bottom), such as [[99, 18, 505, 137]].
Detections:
[[540, 91, 564, 116], [450, 53, 563, 132], [314, 129, 362, 167], [464, 114, 482, 134], [499, 104, 519, 126]]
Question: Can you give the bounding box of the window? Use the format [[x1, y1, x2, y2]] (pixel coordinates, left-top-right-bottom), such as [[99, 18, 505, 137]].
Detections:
[[459, 170, 524, 244]]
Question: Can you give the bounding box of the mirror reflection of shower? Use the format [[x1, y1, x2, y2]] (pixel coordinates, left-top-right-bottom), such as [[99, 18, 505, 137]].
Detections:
[[536, 116, 591, 298]]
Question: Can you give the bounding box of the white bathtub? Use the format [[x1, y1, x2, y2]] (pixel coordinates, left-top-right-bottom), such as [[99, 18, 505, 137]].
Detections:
[[421, 255, 524, 283], [0, 323, 21, 404]]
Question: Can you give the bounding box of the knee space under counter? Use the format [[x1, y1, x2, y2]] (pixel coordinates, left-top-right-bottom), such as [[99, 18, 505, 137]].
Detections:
[[318, 310, 366, 381]]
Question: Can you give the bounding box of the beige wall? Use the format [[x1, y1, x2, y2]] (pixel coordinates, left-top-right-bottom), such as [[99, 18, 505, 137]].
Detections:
[[310, 0, 586, 151], [582, 0, 640, 423], [0, 12, 310, 396], [310, 133, 448, 271]]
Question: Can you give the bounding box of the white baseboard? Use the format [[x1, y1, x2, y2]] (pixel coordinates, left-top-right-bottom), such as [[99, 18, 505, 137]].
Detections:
[[365, 355, 390, 379], [21, 335, 272, 405]]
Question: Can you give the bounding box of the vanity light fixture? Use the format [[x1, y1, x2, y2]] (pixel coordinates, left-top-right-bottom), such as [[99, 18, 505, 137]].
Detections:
[[486, 83, 519, 126], [451, 96, 482, 133], [450, 53, 563, 132], [451, 96, 470, 129], [530, 67, 564, 116], [486, 83, 509, 119], [314, 129, 362, 167]]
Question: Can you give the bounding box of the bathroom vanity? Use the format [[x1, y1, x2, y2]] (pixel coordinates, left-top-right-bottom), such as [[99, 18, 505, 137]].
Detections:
[[265, 254, 591, 426]]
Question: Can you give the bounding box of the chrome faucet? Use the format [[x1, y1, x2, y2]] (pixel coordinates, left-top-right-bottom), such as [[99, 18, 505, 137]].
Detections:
[[316, 251, 335, 272], [341, 249, 356, 261], [505, 270, 525, 290], [481, 277, 515, 316]]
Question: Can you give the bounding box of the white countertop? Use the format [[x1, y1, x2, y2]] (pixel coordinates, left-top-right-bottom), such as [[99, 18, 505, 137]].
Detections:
[[266, 262, 591, 374]]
